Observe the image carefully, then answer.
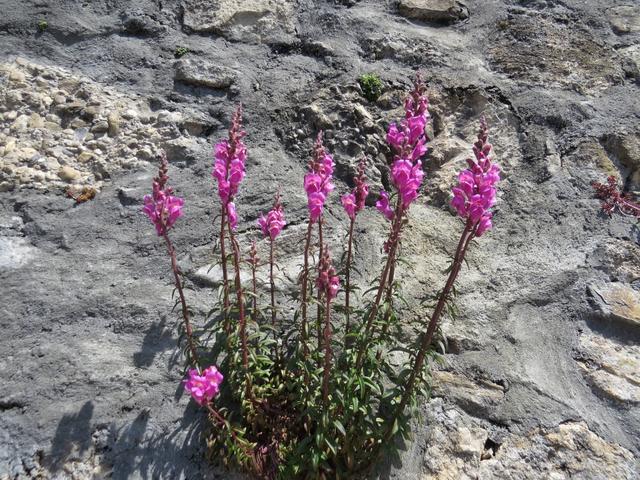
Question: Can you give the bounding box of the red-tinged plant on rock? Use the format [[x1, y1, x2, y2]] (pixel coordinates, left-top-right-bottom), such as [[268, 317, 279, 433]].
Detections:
[[143, 76, 503, 479], [592, 175, 640, 218]]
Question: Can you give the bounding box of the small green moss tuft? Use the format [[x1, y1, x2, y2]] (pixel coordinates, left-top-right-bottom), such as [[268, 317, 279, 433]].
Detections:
[[174, 46, 189, 58], [358, 73, 383, 102]]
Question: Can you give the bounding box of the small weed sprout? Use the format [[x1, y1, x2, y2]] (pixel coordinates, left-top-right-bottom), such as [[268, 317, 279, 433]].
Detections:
[[359, 73, 383, 101], [37, 19, 48, 32]]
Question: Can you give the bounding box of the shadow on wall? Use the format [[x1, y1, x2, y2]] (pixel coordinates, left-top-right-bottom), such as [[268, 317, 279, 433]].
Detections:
[[46, 398, 209, 478], [47, 400, 95, 472], [133, 316, 175, 368], [107, 404, 209, 480]]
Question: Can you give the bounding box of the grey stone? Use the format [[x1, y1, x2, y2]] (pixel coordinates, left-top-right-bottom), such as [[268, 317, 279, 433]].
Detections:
[[608, 6, 640, 34], [182, 0, 297, 45], [174, 59, 236, 89], [398, 0, 469, 23]]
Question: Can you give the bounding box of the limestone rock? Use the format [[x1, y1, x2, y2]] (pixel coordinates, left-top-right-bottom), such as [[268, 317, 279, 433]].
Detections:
[[0, 237, 36, 269], [608, 6, 640, 34], [174, 59, 236, 89], [489, 12, 624, 92], [589, 282, 640, 327], [432, 371, 504, 415], [479, 422, 636, 479], [58, 166, 82, 182], [603, 134, 640, 191], [577, 333, 640, 404], [107, 112, 120, 137], [398, 0, 469, 24], [181, 0, 297, 44]]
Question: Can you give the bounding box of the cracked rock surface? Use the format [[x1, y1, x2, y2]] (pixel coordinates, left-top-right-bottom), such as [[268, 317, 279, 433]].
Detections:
[[1, 0, 639, 478]]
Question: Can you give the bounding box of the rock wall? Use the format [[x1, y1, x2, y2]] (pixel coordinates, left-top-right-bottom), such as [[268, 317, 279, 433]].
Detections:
[[0, 0, 639, 478]]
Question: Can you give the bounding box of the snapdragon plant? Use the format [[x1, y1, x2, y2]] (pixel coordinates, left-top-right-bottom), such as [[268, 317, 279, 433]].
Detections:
[[142, 76, 501, 479]]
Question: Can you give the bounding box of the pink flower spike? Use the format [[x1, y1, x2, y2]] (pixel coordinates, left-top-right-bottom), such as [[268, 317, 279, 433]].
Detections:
[[258, 193, 286, 240], [212, 105, 247, 205], [142, 153, 185, 236], [317, 249, 340, 301], [450, 117, 500, 236], [304, 132, 335, 222], [341, 193, 357, 220]]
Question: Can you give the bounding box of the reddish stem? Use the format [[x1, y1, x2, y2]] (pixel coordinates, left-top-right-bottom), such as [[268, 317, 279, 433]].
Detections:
[[219, 206, 231, 334], [388, 220, 475, 435], [322, 293, 333, 405], [300, 221, 313, 357], [316, 219, 324, 352], [163, 234, 199, 368], [344, 217, 355, 348], [227, 222, 251, 398], [251, 253, 258, 320], [355, 203, 404, 369], [269, 239, 276, 327]]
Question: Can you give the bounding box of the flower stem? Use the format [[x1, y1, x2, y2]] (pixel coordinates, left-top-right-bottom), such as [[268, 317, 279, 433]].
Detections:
[[269, 239, 276, 328], [219, 206, 231, 334], [344, 217, 355, 348], [251, 251, 258, 320], [316, 219, 324, 352], [355, 205, 403, 369], [227, 222, 251, 399], [322, 293, 333, 405], [388, 220, 475, 437], [300, 221, 313, 357], [163, 234, 199, 368]]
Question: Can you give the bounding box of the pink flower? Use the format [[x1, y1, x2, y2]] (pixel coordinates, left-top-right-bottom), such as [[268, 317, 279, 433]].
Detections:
[[183, 366, 224, 406], [317, 249, 340, 300], [258, 194, 286, 240], [342, 157, 369, 220], [307, 191, 327, 223], [142, 153, 185, 236], [476, 213, 493, 237], [341, 193, 357, 219], [450, 117, 501, 236], [227, 202, 238, 231], [384, 75, 430, 212], [376, 191, 394, 221], [304, 133, 335, 222], [212, 106, 247, 204]]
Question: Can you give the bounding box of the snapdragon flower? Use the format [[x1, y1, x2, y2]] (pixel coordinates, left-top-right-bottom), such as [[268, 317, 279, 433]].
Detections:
[[451, 117, 501, 236], [142, 153, 185, 236], [378, 74, 430, 217], [258, 194, 286, 240], [375, 191, 394, 221], [341, 157, 369, 219], [316, 249, 340, 300], [227, 202, 238, 231], [304, 133, 335, 222], [212, 106, 247, 230], [183, 366, 224, 406]]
